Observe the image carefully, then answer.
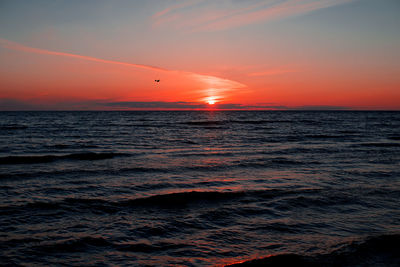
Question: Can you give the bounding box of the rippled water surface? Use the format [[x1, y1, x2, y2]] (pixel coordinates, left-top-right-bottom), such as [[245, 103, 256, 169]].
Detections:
[[0, 111, 399, 266]]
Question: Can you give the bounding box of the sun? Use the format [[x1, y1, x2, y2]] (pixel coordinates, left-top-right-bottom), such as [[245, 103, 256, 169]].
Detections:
[[204, 96, 218, 105]]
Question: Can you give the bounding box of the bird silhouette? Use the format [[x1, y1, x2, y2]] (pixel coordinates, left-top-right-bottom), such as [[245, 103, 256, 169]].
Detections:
[[155, 79, 160, 82]]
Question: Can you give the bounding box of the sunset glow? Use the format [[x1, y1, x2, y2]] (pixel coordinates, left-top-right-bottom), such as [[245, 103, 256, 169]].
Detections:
[[0, 0, 399, 110], [1, 2, 400, 265]]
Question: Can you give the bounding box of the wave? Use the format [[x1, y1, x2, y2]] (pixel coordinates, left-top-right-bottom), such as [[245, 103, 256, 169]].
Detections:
[[182, 157, 312, 172], [27, 236, 191, 255], [182, 120, 295, 126], [304, 134, 349, 140], [0, 124, 28, 130], [6, 186, 384, 215], [7, 186, 395, 217], [228, 234, 400, 267], [116, 241, 191, 253], [32, 236, 112, 253], [126, 190, 248, 206], [1, 189, 316, 215], [230, 120, 292, 125], [182, 121, 225, 126], [359, 142, 400, 148], [44, 143, 100, 149], [0, 165, 166, 181], [0, 156, 316, 181], [0, 152, 129, 165]]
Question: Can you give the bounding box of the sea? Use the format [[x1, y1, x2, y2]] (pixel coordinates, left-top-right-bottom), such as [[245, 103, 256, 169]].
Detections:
[[0, 111, 399, 266]]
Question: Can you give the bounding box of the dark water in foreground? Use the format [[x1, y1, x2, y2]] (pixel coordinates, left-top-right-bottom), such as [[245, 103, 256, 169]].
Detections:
[[0, 111, 399, 266]]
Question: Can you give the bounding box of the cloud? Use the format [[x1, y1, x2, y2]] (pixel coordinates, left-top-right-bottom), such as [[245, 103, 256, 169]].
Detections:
[[0, 38, 246, 103], [99, 101, 289, 110], [214, 103, 245, 109], [0, 98, 353, 111], [103, 101, 207, 109], [0, 98, 100, 111], [190, 73, 246, 103], [0, 38, 167, 72], [152, 0, 203, 19], [103, 101, 291, 110], [0, 99, 208, 110], [292, 105, 350, 110], [0, 99, 37, 111], [152, 0, 355, 32], [245, 104, 289, 110]]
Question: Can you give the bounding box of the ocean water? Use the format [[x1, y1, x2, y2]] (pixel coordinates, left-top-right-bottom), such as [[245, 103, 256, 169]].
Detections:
[[0, 111, 399, 266]]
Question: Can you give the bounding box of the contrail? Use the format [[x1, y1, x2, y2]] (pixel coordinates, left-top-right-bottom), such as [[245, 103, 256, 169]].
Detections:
[[0, 38, 168, 72], [0, 38, 247, 100]]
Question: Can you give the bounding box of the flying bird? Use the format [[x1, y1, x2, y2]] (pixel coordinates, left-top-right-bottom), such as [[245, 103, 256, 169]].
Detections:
[[155, 79, 160, 82]]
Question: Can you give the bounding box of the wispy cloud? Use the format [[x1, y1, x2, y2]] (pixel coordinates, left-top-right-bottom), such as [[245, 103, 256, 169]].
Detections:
[[0, 38, 246, 103], [152, 0, 355, 31], [0, 38, 167, 72], [152, 0, 202, 19], [190, 73, 246, 103]]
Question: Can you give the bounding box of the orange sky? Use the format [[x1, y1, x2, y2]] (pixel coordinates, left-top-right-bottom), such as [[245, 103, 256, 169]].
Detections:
[[0, 0, 399, 110]]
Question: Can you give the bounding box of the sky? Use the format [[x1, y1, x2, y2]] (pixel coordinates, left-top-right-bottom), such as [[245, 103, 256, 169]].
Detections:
[[0, 0, 399, 110]]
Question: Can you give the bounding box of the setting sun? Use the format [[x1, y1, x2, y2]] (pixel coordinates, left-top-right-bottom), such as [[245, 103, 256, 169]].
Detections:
[[207, 100, 216, 105]]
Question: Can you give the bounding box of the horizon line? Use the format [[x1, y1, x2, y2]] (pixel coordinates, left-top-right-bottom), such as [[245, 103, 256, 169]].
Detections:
[[2, 109, 400, 112]]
